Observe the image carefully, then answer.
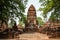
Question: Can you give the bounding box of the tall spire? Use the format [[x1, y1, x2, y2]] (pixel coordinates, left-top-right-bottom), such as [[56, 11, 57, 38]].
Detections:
[[25, 4, 38, 32], [28, 4, 35, 11]]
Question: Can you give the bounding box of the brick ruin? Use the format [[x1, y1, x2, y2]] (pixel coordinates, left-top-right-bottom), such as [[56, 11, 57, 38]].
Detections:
[[42, 20, 60, 29], [39, 20, 60, 38], [25, 5, 38, 32]]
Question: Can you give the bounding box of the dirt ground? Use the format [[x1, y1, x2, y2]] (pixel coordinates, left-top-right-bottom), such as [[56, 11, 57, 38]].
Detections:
[[20, 32, 49, 40], [19, 32, 60, 40], [0, 32, 60, 40]]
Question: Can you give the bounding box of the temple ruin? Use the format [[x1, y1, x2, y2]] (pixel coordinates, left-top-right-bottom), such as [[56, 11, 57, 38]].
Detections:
[[25, 5, 38, 32]]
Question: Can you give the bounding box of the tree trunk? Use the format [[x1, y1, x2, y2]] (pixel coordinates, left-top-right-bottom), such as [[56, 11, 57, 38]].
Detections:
[[0, 20, 8, 32]]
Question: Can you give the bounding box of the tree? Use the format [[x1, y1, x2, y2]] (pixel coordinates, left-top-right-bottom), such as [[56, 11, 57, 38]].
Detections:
[[37, 17, 44, 26], [0, 0, 28, 27], [19, 15, 27, 27], [39, 0, 60, 22]]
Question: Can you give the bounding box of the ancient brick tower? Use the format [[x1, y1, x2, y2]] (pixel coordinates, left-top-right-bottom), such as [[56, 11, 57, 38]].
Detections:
[[25, 5, 38, 32]]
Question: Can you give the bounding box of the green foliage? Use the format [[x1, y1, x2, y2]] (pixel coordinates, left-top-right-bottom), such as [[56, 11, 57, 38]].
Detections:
[[39, 0, 60, 22], [20, 14, 27, 23], [37, 17, 44, 26], [18, 15, 27, 28], [0, 0, 27, 25], [39, 0, 54, 17]]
